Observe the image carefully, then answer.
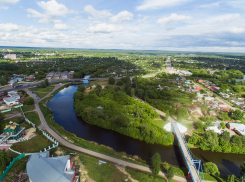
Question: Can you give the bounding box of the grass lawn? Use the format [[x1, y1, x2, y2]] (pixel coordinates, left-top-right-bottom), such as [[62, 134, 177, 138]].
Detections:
[[152, 120, 167, 128], [12, 132, 53, 153], [78, 152, 129, 182], [29, 86, 55, 92], [22, 105, 35, 112], [36, 92, 49, 99], [2, 107, 21, 117], [24, 111, 41, 126], [126, 167, 166, 182]]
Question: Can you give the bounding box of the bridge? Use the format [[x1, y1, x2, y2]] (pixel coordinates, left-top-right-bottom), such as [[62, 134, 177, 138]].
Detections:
[[171, 120, 204, 182]]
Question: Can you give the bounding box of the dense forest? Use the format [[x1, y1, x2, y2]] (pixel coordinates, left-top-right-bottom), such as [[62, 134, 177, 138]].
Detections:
[[73, 85, 174, 145]]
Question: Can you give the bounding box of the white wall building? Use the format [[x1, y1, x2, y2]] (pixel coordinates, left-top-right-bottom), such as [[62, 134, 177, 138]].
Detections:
[[3, 97, 19, 106]]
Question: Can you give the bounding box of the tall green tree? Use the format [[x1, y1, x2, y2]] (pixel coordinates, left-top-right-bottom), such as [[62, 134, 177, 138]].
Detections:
[[77, 85, 86, 92], [203, 162, 220, 176], [108, 77, 115, 85], [151, 153, 161, 175], [167, 165, 174, 179]]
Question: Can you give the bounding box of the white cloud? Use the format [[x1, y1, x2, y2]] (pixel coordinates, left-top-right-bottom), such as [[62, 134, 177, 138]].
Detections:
[[84, 5, 111, 19], [0, 6, 8, 9], [109, 11, 133, 23], [27, 9, 43, 18], [0, 0, 19, 5], [0, 23, 19, 31], [54, 24, 70, 31], [157, 13, 192, 26], [199, 2, 220, 8], [136, 0, 191, 10], [87, 23, 123, 33], [27, 0, 76, 24]]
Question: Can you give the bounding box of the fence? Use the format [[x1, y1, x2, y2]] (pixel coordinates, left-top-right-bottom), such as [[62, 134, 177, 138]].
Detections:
[[20, 107, 35, 127], [0, 153, 25, 181], [38, 128, 59, 152], [1, 104, 24, 113]]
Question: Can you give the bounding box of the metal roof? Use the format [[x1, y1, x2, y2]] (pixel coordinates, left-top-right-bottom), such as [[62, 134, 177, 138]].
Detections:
[[3, 97, 18, 102], [27, 151, 74, 182]]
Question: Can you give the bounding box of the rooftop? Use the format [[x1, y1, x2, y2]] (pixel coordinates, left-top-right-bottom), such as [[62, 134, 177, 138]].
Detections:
[[27, 151, 75, 182]]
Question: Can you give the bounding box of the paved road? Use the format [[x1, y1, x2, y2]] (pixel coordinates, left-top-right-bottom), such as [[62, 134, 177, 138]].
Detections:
[[24, 84, 188, 182]]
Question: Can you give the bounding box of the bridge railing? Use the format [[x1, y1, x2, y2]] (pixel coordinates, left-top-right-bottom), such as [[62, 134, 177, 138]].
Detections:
[[171, 122, 205, 182]]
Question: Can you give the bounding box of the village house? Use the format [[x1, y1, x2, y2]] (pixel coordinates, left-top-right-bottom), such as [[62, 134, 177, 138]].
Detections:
[[227, 123, 245, 136]]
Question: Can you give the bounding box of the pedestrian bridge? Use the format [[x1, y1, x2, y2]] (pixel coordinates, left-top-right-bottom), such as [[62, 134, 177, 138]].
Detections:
[[171, 121, 205, 182]]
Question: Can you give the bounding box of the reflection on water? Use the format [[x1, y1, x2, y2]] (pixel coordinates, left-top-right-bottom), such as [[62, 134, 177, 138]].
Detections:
[[47, 84, 245, 176]]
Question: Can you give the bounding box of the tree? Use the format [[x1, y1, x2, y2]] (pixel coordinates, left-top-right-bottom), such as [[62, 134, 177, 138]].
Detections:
[[165, 110, 169, 121], [3, 90, 8, 95], [77, 85, 85, 92], [167, 165, 174, 179], [116, 80, 123, 86], [44, 79, 49, 86], [241, 162, 245, 176], [23, 97, 34, 105], [151, 153, 161, 175], [231, 109, 243, 120], [40, 81, 47, 88], [0, 149, 12, 175], [0, 112, 4, 124], [227, 175, 235, 182], [108, 77, 115, 85], [73, 92, 84, 101], [203, 162, 220, 176]]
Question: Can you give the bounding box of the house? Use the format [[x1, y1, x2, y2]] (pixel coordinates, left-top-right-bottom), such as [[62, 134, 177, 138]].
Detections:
[[26, 151, 76, 182], [3, 97, 19, 106], [227, 123, 245, 135], [197, 79, 203, 83], [219, 107, 230, 112], [209, 111, 217, 116], [206, 126, 222, 134], [46, 71, 55, 80], [61, 71, 68, 79], [8, 91, 20, 99], [204, 97, 214, 101]]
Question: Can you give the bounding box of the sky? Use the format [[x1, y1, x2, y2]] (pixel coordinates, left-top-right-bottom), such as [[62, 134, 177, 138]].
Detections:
[[0, 0, 245, 52]]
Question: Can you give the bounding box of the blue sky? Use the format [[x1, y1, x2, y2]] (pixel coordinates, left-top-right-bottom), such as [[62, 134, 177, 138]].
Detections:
[[0, 0, 245, 52]]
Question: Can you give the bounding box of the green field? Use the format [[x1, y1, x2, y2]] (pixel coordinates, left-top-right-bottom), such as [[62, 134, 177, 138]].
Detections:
[[126, 167, 166, 182], [36, 92, 50, 99], [29, 86, 55, 92], [24, 111, 41, 126], [152, 119, 167, 128], [12, 132, 53, 153], [22, 105, 35, 112]]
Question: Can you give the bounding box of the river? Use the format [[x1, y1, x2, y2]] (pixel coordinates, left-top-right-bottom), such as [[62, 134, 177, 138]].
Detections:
[[46, 80, 245, 176]]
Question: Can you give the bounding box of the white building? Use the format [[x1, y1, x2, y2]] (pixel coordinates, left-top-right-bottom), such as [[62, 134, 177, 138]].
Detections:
[[3, 97, 19, 106], [8, 91, 20, 99], [206, 126, 222, 134], [4, 54, 16, 59]]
